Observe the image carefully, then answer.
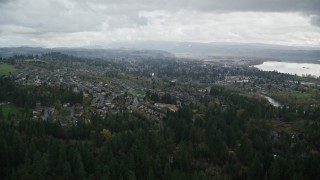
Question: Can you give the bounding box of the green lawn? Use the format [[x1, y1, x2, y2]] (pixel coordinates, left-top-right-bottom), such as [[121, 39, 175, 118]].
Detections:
[[291, 91, 316, 98], [0, 64, 16, 76], [129, 88, 146, 97], [0, 104, 17, 120], [271, 90, 320, 106]]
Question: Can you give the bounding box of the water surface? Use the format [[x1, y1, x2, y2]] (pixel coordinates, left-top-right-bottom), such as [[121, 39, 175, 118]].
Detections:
[[254, 61, 320, 77]]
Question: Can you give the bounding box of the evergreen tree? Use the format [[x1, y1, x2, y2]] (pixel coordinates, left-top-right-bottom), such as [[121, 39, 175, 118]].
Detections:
[[0, 107, 4, 120], [236, 135, 254, 165], [32, 152, 48, 180], [249, 153, 264, 180], [72, 151, 86, 179], [268, 160, 281, 180]]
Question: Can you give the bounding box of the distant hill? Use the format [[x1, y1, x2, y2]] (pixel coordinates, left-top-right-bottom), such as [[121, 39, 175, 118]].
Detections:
[[1, 42, 320, 63], [56, 48, 175, 60], [0, 47, 49, 57], [0, 47, 175, 60], [105, 41, 320, 63]]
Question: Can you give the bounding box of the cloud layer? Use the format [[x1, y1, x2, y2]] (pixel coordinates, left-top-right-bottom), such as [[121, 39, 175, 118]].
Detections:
[[0, 0, 319, 47]]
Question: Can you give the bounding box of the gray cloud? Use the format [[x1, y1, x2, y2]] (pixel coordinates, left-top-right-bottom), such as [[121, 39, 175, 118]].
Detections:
[[311, 15, 320, 26], [187, 0, 320, 26], [0, 0, 319, 47], [0, 0, 10, 6], [66, 0, 320, 14], [187, 0, 320, 13], [1, 0, 320, 32]]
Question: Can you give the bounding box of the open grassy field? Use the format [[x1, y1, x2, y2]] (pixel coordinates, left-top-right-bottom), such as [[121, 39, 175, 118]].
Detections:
[[291, 91, 318, 98], [0, 64, 16, 76], [270, 90, 320, 106], [0, 104, 17, 120], [266, 119, 305, 135], [129, 88, 146, 97]]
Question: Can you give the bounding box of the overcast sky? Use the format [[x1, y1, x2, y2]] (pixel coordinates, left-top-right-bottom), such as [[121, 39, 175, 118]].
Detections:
[[0, 0, 320, 47]]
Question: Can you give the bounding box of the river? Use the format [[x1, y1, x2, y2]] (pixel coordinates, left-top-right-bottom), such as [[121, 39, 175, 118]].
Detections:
[[262, 95, 282, 108]]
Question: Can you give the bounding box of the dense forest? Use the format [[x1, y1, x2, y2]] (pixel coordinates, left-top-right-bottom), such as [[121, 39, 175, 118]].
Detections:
[[0, 77, 319, 180]]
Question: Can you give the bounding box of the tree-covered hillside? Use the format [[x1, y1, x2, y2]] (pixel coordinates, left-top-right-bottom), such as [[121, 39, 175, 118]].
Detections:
[[1, 78, 319, 179]]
